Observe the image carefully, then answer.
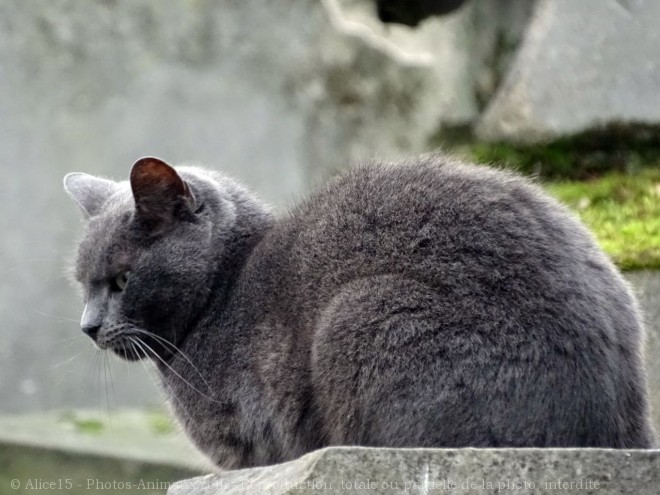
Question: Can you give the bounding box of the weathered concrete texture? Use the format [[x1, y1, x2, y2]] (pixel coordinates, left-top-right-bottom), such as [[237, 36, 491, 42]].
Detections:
[[169, 446, 660, 494], [0, 0, 481, 194], [297, 0, 480, 179], [335, 0, 535, 140], [477, 0, 660, 143], [626, 271, 660, 436], [467, 0, 537, 106]]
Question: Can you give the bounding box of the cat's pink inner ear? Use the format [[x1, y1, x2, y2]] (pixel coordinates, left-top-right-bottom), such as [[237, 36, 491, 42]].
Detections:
[[130, 157, 193, 221]]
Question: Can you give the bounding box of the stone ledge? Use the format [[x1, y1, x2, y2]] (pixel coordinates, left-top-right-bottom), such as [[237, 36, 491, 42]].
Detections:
[[0, 409, 206, 495], [0, 409, 206, 472], [168, 446, 660, 494], [476, 0, 660, 143]]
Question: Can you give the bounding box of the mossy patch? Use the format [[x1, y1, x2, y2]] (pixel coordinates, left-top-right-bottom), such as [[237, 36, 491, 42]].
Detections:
[[441, 124, 660, 180], [59, 411, 105, 435], [56, 408, 176, 437], [147, 409, 176, 435], [469, 142, 660, 179], [545, 169, 660, 271]]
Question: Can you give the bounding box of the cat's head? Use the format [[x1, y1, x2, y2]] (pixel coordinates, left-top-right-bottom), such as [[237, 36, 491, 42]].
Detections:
[[63, 157, 249, 362]]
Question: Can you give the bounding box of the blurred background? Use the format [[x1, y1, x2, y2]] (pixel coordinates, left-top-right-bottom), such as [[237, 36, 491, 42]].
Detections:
[[1, 0, 659, 493]]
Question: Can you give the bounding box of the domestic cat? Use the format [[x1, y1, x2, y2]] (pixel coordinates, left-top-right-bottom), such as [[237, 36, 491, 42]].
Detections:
[[63, 155, 656, 469]]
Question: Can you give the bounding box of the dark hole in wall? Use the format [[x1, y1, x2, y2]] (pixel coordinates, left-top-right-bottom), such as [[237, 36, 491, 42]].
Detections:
[[376, 0, 469, 27]]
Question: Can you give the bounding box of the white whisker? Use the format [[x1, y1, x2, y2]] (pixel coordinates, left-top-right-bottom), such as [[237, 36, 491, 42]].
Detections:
[[129, 327, 215, 394], [32, 310, 81, 324], [128, 336, 227, 407], [50, 354, 80, 369], [104, 353, 115, 429], [131, 338, 194, 423]]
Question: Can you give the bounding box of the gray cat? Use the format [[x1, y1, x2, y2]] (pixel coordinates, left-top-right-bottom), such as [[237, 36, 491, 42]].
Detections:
[[63, 155, 656, 469]]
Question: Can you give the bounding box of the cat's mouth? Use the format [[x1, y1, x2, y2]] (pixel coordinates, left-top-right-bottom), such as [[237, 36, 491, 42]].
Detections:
[[110, 341, 147, 361], [96, 324, 175, 363]]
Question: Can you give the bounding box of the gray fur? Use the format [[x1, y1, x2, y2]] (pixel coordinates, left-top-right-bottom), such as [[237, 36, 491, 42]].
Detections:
[[64, 154, 656, 469]]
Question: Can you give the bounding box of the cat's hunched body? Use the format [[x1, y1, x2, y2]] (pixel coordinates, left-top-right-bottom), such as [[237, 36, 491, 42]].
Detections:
[[64, 155, 655, 469]]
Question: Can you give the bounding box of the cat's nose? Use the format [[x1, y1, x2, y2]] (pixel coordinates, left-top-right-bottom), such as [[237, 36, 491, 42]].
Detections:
[[82, 324, 101, 340], [80, 302, 104, 341]]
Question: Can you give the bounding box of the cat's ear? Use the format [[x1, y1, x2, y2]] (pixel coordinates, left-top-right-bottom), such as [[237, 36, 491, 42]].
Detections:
[[130, 157, 195, 226], [63, 173, 117, 218]]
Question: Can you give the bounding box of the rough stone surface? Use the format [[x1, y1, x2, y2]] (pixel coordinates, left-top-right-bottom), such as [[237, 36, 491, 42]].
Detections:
[[477, 0, 660, 143], [337, 0, 535, 133], [296, 0, 481, 177], [466, 0, 536, 108], [168, 446, 660, 494]]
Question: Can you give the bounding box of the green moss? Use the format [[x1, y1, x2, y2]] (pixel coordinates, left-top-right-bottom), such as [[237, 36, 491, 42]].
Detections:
[[545, 169, 660, 271], [59, 411, 105, 435], [440, 124, 660, 180], [56, 408, 177, 437], [147, 409, 176, 435], [467, 140, 660, 179]]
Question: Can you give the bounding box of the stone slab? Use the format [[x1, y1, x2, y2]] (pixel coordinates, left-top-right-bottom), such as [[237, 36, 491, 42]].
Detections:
[[477, 0, 660, 143], [168, 446, 660, 494]]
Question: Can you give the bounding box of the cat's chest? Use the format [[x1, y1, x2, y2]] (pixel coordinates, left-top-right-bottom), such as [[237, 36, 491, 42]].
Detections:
[[158, 357, 255, 467]]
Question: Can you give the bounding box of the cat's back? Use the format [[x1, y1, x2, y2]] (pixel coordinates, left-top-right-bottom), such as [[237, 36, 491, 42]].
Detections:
[[245, 154, 640, 361], [265, 154, 618, 305]]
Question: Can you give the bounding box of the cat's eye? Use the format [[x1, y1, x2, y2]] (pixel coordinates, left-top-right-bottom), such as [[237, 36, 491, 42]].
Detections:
[[111, 271, 130, 292]]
